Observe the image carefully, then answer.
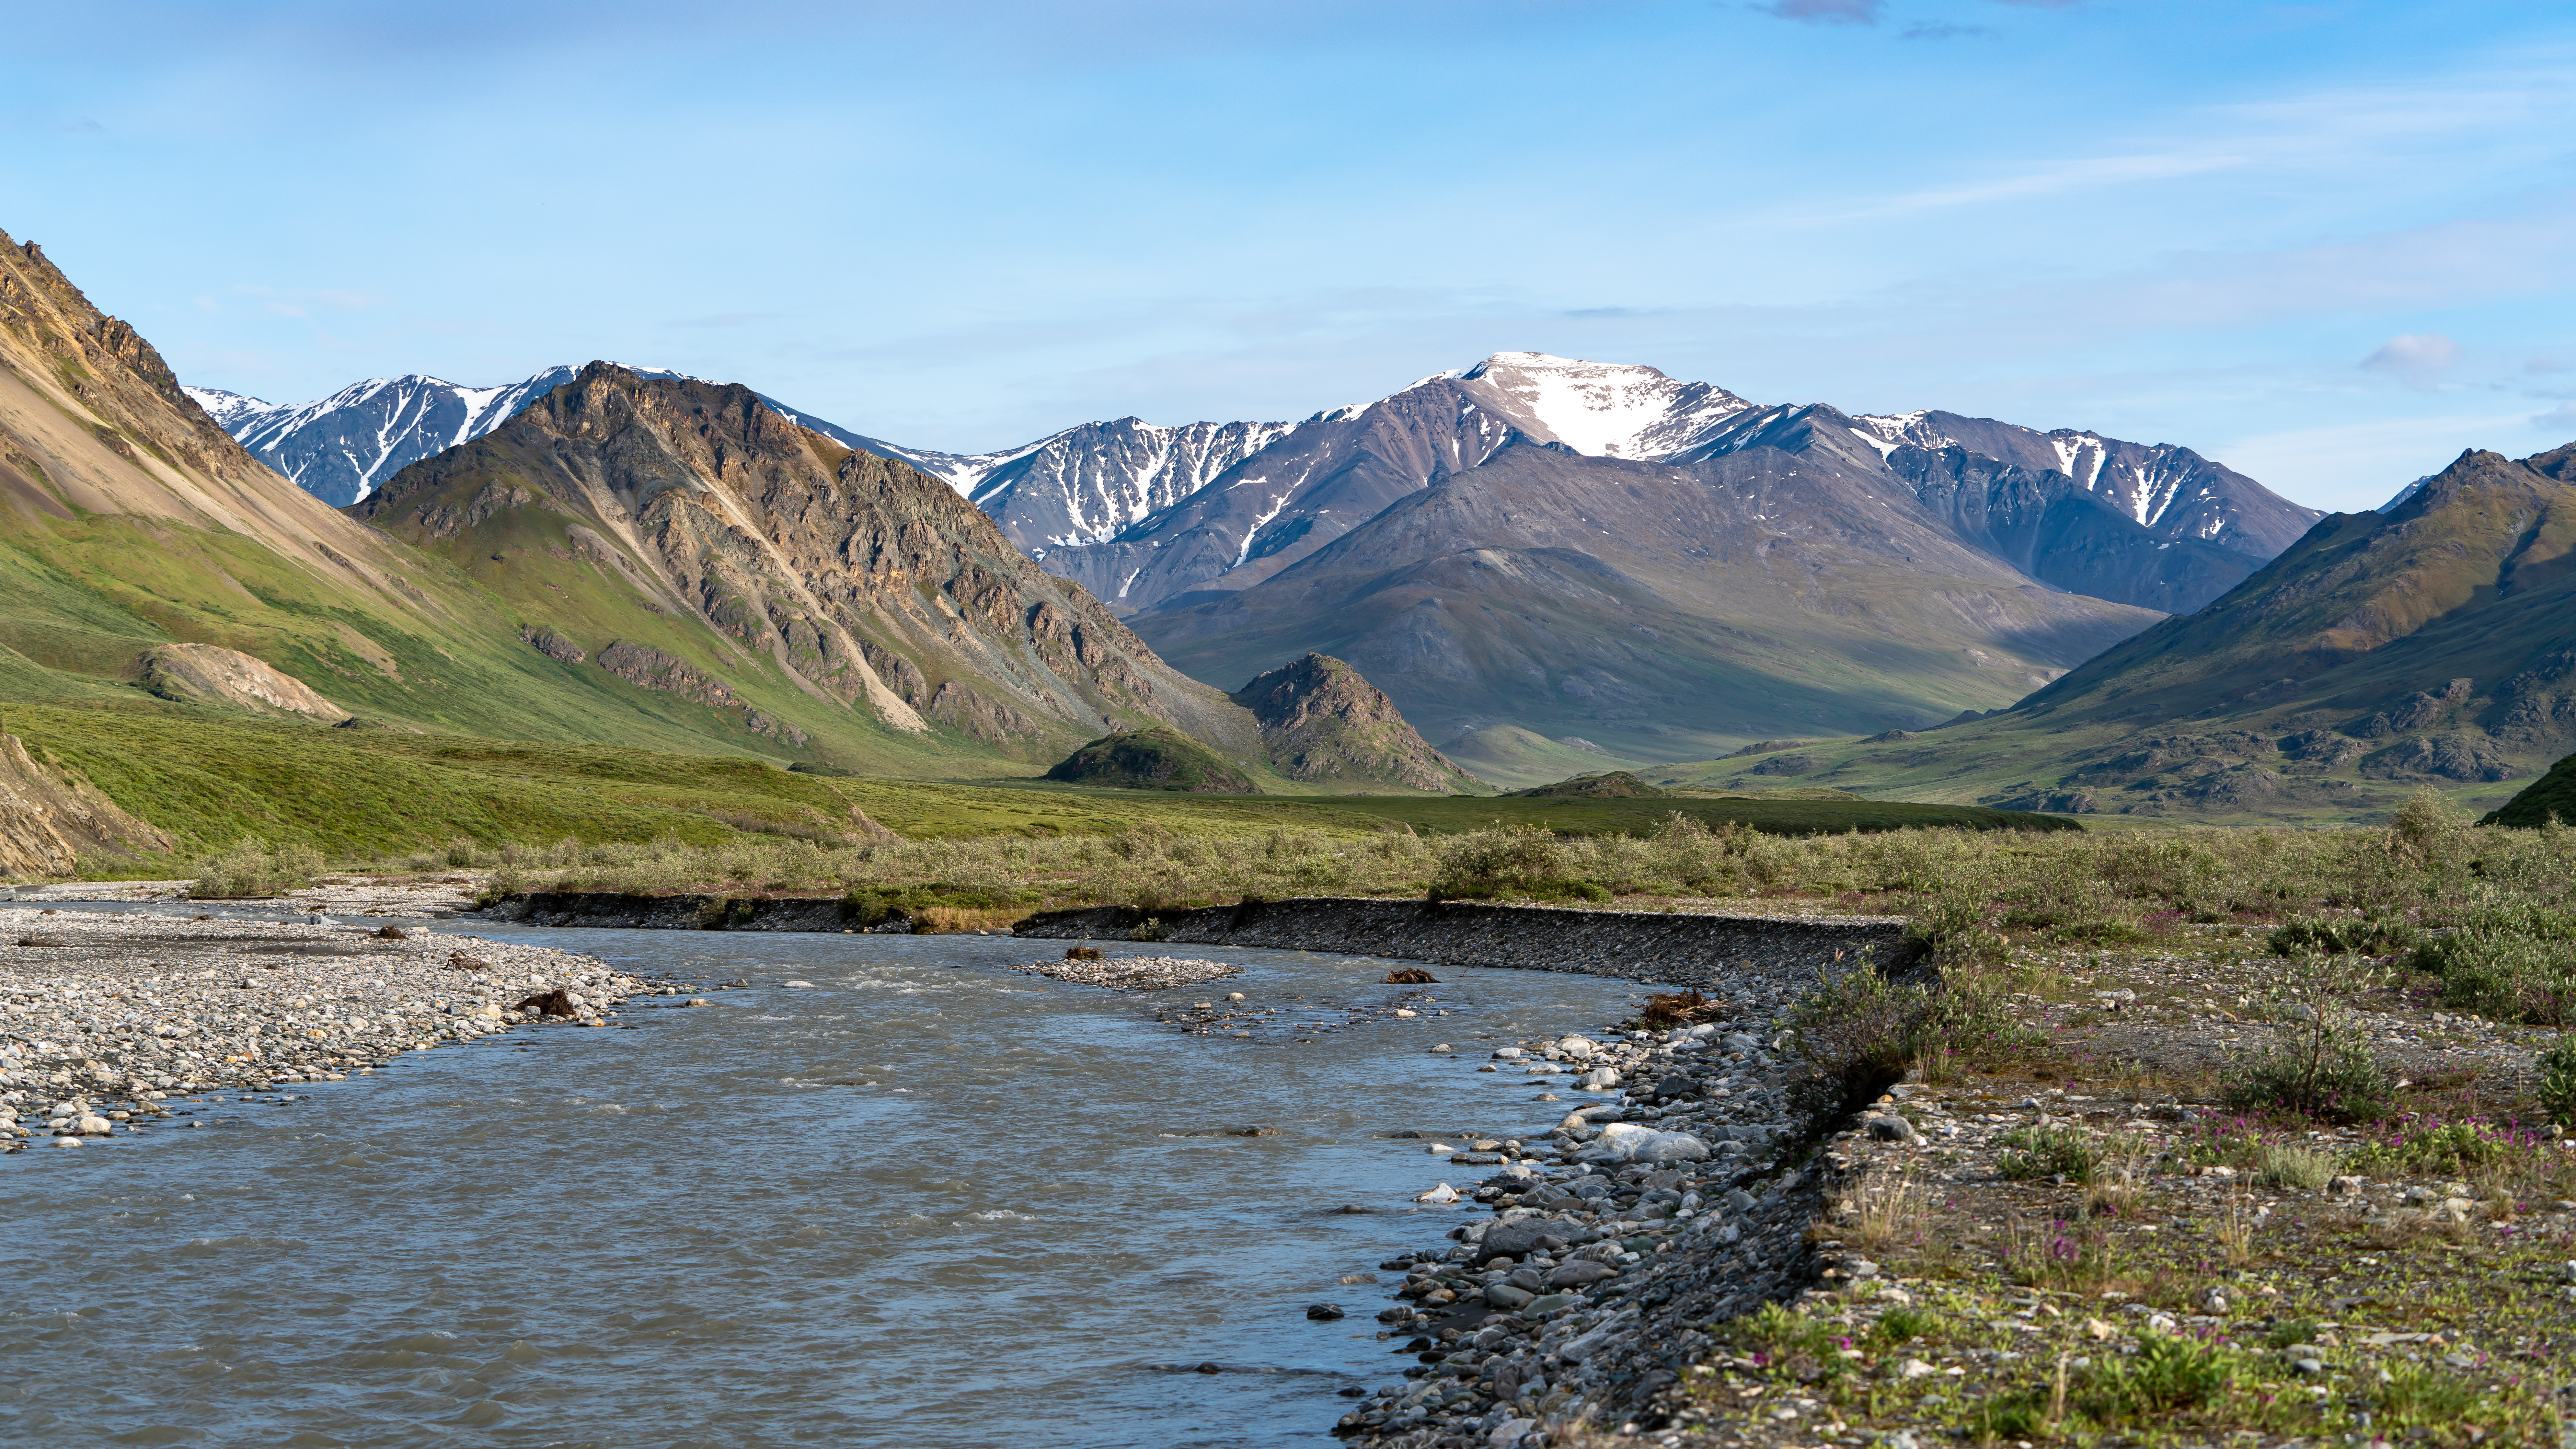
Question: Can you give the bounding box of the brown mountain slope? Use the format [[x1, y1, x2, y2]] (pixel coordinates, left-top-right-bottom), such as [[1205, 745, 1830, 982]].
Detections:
[[1230, 653, 1482, 794], [1662, 441, 2576, 820], [352, 364, 1268, 765], [0, 230, 443, 630], [1135, 438, 2162, 763]]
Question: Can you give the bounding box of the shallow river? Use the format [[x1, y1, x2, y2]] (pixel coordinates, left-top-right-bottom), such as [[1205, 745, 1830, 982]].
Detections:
[[0, 920, 1645, 1447]]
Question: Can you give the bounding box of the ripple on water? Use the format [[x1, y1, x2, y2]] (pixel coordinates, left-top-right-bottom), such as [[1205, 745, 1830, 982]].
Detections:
[[0, 926, 1648, 1447]]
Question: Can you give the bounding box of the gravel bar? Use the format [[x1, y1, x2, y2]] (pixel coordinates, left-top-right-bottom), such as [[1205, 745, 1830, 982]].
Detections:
[[0, 905, 662, 1153], [1008, 954, 1241, 990]]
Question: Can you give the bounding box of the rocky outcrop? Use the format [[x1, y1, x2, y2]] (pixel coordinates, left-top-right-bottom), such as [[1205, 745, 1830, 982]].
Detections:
[[1232, 653, 1479, 793], [137, 643, 348, 721], [518, 626, 585, 664], [0, 735, 171, 876], [594, 641, 738, 707]]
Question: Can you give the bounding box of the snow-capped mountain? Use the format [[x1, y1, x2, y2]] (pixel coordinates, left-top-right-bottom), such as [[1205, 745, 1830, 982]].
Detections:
[[187, 365, 878, 508], [1843, 408, 2314, 561], [958, 417, 1297, 553]]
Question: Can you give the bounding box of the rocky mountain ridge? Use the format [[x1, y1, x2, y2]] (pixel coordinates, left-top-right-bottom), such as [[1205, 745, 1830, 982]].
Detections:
[[351, 364, 1268, 765], [1680, 438, 2576, 819], [189, 365, 881, 508]]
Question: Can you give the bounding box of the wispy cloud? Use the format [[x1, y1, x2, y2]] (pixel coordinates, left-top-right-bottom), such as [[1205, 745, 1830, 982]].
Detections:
[[2362, 332, 2466, 388], [2536, 400, 2576, 433], [1903, 22, 1996, 40], [1760, 0, 1884, 25]]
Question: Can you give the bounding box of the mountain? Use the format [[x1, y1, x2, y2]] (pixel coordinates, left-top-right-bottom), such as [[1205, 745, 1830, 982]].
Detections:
[[349, 363, 1271, 766], [997, 353, 2315, 619], [0, 225, 973, 823], [1229, 652, 1481, 794], [1656, 439, 2576, 820], [1132, 435, 2164, 764], [187, 365, 882, 508], [1014, 353, 1760, 615], [961, 417, 1296, 554]]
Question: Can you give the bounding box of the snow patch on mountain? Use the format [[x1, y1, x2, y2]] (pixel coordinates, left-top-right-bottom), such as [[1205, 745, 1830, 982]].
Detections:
[[1458, 352, 1752, 458]]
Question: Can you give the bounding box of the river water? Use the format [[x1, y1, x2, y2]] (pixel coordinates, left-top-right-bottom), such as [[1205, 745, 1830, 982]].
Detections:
[[0, 920, 1646, 1447]]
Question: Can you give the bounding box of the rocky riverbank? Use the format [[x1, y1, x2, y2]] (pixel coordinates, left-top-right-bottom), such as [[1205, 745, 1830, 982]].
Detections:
[[0, 905, 668, 1152], [1333, 955, 1847, 1449]]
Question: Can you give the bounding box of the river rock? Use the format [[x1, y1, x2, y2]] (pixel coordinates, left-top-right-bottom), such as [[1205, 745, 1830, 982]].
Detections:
[[1588, 1123, 1709, 1164], [1473, 1217, 1579, 1265], [1482, 1283, 1535, 1310]]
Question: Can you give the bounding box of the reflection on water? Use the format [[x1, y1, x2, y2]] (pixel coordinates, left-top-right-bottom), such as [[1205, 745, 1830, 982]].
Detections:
[[0, 922, 1643, 1447]]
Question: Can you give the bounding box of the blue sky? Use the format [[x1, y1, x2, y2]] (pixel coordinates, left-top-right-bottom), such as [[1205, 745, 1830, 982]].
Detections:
[[6, 0, 2574, 511]]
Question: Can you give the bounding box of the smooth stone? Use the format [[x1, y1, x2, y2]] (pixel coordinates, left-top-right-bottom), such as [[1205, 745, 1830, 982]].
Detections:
[[1545, 1260, 1618, 1289], [1482, 1283, 1535, 1310]]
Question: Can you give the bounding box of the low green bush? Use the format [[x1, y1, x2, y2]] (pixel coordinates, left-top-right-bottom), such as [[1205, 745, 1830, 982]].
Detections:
[[1996, 1124, 2100, 1181], [2414, 905, 2576, 1024], [2268, 913, 2418, 957], [2540, 1037, 2576, 1128], [2079, 1333, 2239, 1422], [2253, 1143, 2337, 1190], [190, 837, 323, 899]]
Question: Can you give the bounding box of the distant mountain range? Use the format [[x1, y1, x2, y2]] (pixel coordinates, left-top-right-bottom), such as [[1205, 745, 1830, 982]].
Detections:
[[201, 351, 2319, 619], [184, 348, 2329, 784]]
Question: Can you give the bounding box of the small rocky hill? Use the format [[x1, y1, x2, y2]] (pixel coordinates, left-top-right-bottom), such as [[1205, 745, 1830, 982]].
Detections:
[[1510, 771, 1670, 799], [1229, 652, 1481, 794], [1043, 728, 1258, 793]]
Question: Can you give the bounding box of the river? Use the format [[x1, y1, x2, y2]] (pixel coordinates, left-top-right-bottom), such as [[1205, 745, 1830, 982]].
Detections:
[[0, 918, 1647, 1447]]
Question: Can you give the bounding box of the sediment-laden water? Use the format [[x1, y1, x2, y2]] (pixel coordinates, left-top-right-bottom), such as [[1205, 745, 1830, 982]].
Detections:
[[0, 919, 1646, 1447]]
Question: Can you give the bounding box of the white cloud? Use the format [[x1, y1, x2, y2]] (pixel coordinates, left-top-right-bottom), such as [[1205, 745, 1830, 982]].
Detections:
[[2361, 332, 2465, 388], [2536, 400, 2576, 434]]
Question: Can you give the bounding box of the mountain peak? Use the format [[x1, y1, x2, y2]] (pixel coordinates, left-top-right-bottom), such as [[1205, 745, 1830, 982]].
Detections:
[[1453, 351, 1752, 459]]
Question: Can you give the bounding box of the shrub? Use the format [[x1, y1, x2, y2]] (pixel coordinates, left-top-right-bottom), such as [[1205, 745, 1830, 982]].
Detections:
[[2414, 905, 2576, 1025], [2079, 1333, 2237, 1422], [1872, 1306, 1933, 1344], [191, 837, 324, 899], [2254, 1143, 2337, 1190], [1786, 965, 1925, 1116], [2268, 913, 2418, 958], [1997, 1125, 2100, 1181], [2540, 1037, 2576, 1128], [2224, 1035, 2393, 1123], [1430, 825, 1607, 903], [2222, 954, 2394, 1122], [1132, 917, 1168, 943]]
